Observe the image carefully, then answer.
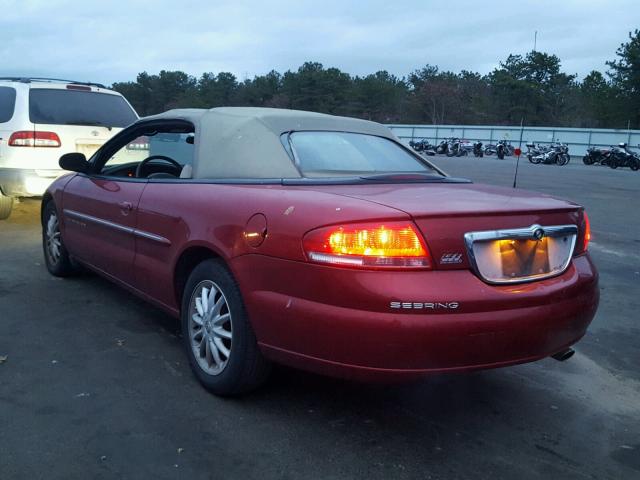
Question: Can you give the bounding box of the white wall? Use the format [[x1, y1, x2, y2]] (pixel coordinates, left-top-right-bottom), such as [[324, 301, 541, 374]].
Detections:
[[387, 124, 640, 154]]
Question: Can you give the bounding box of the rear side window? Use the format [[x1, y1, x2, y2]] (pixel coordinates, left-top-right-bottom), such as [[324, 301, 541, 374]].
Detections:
[[288, 131, 437, 176], [29, 89, 137, 128], [0, 87, 16, 123]]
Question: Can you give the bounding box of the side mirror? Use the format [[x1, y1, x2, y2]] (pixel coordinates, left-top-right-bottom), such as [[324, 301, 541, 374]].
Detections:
[[59, 152, 90, 173]]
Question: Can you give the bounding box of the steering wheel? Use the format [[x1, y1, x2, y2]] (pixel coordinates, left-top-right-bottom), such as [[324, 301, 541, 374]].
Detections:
[[135, 155, 182, 178]]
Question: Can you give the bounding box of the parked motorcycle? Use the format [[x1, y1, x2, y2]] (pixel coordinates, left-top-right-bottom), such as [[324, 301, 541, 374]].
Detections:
[[527, 141, 570, 165], [607, 143, 640, 171], [409, 139, 436, 155], [473, 141, 484, 157], [435, 139, 449, 155], [446, 138, 469, 157], [496, 140, 513, 159], [583, 146, 611, 165], [484, 143, 497, 156], [460, 140, 474, 156], [526, 142, 548, 163]]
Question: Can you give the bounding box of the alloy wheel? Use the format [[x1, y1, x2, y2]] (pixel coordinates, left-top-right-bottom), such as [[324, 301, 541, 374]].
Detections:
[[188, 280, 233, 375], [45, 212, 62, 265]]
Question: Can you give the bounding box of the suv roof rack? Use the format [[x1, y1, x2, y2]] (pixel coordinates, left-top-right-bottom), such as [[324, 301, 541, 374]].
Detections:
[[0, 77, 107, 89]]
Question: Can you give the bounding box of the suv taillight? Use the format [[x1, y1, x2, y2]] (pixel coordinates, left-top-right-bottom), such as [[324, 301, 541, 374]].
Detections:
[[303, 221, 432, 269], [8, 131, 61, 147]]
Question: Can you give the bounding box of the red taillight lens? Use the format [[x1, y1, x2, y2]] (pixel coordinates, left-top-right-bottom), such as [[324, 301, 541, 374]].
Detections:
[[8, 131, 61, 147], [303, 222, 432, 269], [575, 211, 591, 255]]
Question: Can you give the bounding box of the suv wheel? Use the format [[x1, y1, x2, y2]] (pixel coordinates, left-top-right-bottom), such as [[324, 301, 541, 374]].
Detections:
[[181, 259, 271, 396], [0, 192, 13, 220]]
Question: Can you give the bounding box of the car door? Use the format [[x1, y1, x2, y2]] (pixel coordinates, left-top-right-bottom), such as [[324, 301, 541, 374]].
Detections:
[[61, 130, 149, 285], [62, 176, 146, 285]]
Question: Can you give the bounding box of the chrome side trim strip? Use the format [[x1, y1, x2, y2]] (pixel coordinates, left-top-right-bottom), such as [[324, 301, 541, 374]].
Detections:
[[464, 223, 578, 285], [64, 208, 133, 234], [133, 229, 172, 245], [63, 209, 171, 246]]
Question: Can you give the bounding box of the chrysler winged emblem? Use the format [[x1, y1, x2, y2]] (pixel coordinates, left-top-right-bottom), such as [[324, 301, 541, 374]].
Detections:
[[532, 227, 545, 240]]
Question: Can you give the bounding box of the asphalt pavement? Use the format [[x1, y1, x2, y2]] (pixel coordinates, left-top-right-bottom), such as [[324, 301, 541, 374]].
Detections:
[[0, 156, 638, 479]]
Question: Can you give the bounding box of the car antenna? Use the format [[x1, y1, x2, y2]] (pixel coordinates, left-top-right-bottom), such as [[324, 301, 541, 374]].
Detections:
[[512, 117, 525, 188]]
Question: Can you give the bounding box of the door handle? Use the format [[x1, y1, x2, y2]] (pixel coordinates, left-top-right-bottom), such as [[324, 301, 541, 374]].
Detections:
[[118, 201, 133, 215]]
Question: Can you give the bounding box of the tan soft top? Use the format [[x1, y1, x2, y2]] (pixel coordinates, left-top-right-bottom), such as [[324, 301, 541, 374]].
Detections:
[[140, 107, 397, 179]]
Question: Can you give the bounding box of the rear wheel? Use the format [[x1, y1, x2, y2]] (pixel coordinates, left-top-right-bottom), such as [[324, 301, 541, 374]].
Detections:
[[0, 192, 13, 220], [181, 259, 271, 396], [42, 201, 76, 276]]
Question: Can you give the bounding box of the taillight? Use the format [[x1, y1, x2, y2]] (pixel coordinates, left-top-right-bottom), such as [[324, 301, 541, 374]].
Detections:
[[576, 211, 591, 254], [8, 131, 61, 147], [303, 221, 432, 269]]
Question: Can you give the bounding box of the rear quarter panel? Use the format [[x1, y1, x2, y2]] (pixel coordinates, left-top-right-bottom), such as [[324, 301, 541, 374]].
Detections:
[[133, 182, 410, 311]]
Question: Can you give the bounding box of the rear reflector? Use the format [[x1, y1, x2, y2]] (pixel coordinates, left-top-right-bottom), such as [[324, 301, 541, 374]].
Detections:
[[303, 222, 432, 269], [8, 131, 61, 147]]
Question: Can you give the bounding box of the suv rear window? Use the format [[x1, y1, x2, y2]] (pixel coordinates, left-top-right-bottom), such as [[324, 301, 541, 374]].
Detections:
[[287, 131, 438, 177], [0, 87, 16, 123], [29, 89, 137, 128]]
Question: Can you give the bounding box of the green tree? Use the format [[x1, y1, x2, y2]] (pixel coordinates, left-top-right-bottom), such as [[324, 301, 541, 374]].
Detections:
[[488, 51, 576, 126], [607, 29, 640, 128], [197, 72, 239, 108], [281, 62, 352, 113], [350, 71, 407, 122]]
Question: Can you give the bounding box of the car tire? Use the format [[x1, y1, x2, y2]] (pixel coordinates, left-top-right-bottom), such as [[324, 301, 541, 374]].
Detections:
[[0, 192, 13, 220], [42, 201, 76, 277], [181, 259, 271, 396]]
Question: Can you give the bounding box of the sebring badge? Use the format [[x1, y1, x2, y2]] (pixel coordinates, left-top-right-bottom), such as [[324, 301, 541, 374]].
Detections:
[[390, 301, 460, 310]]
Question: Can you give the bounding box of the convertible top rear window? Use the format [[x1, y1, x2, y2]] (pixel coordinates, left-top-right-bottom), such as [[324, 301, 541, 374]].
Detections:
[[287, 131, 438, 177]]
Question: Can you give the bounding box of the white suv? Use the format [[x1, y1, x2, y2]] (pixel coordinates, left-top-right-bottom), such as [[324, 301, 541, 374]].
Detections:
[[0, 77, 138, 219]]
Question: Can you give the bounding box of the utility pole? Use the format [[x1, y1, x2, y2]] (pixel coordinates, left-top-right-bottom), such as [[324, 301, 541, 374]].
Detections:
[[533, 31, 537, 52]]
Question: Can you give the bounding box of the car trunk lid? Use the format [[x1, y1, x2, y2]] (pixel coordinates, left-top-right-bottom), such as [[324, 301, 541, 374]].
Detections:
[[301, 182, 583, 273]]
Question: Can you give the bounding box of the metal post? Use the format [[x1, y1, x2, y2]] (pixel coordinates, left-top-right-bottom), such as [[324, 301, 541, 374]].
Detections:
[[411, 126, 415, 141], [587, 130, 592, 149]]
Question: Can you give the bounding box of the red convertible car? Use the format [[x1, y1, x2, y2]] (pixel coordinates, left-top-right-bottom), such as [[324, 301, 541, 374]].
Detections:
[[42, 107, 599, 395]]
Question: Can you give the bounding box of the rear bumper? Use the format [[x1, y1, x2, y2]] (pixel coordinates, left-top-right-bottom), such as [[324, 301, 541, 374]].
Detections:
[[0, 168, 64, 197], [232, 254, 599, 381]]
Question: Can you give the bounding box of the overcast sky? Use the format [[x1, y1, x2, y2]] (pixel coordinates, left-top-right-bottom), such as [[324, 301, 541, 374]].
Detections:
[[1, 0, 638, 85]]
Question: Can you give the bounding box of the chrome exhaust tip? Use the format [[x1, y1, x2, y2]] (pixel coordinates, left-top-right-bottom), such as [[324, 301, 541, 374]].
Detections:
[[551, 348, 575, 362]]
